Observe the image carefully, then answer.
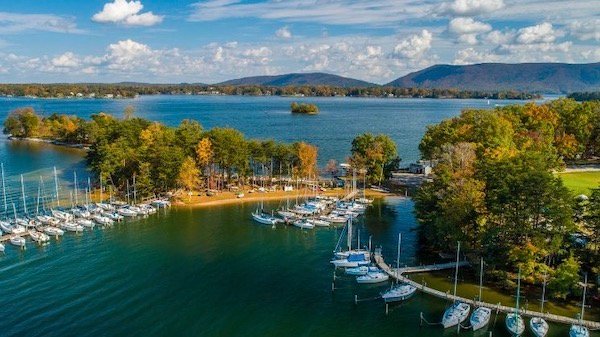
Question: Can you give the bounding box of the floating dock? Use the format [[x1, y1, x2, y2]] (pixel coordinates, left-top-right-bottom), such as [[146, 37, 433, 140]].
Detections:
[[374, 249, 600, 329]]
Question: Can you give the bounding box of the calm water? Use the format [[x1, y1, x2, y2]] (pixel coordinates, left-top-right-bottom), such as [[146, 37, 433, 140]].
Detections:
[[0, 95, 530, 164], [0, 95, 596, 337]]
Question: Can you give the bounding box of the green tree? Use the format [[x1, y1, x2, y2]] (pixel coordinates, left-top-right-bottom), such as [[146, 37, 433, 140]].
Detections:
[[548, 255, 581, 299], [350, 133, 399, 184]]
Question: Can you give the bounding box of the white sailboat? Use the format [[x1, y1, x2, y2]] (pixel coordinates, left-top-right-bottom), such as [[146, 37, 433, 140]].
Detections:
[[570, 273, 590, 337], [10, 235, 26, 248], [529, 273, 549, 337], [345, 265, 379, 276], [28, 230, 50, 243], [381, 233, 417, 303], [442, 241, 471, 328], [470, 258, 491, 331], [43, 226, 64, 236], [506, 268, 525, 336], [356, 270, 389, 284], [292, 218, 315, 229], [61, 222, 84, 232]]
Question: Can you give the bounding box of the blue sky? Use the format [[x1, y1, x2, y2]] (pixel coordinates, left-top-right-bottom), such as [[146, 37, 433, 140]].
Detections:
[[0, 0, 599, 84]]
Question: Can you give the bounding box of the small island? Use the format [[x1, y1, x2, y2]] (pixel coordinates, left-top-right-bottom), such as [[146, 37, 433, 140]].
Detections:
[[291, 102, 319, 114]]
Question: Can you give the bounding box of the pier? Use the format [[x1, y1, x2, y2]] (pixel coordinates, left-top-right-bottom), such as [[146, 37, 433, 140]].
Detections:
[[373, 250, 600, 329]]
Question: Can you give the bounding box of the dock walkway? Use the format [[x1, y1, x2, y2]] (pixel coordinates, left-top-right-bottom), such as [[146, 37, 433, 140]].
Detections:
[[374, 250, 600, 329]]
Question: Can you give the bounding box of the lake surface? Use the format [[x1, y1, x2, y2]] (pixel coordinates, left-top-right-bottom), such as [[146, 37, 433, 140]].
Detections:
[[0, 95, 596, 337], [0, 95, 531, 164]]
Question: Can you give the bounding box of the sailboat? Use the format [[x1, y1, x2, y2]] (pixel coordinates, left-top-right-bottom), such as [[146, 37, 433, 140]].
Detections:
[[505, 267, 525, 336], [570, 273, 590, 337], [10, 235, 26, 248], [251, 200, 281, 225], [529, 273, 549, 337], [356, 269, 389, 284], [442, 241, 471, 328], [470, 258, 491, 331], [381, 233, 417, 302]]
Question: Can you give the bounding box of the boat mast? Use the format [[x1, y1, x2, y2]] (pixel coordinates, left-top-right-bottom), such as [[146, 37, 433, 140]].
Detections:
[[36, 177, 41, 215], [478, 257, 484, 302], [540, 272, 547, 313], [100, 173, 103, 203], [54, 166, 60, 207], [452, 241, 461, 301], [73, 171, 78, 206], [1, 163, 6, 215], [346, 215, 353, 251], [580, 273, 587, 321], [133, 175, 137, 205], [20, 174, 27, 214], [515, 267, 521, 316], [87, 177, 91, 207], [396, 233, 402, 283], [126, 180, 130, 204]]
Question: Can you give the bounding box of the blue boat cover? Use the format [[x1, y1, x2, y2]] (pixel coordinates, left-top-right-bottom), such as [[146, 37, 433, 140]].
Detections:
[[347, 253, 365, 262]]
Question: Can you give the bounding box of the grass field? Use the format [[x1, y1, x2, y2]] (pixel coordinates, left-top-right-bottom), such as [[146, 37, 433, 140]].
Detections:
[[557, 171, 600, 196]]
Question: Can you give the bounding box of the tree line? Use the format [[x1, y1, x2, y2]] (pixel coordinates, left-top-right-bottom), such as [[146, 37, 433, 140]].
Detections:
[[415, 98, 600, 299], [0, 83, 540, 100], [3, 108, 400, 198]]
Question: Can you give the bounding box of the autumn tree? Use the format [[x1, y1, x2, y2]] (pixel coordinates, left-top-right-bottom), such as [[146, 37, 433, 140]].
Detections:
[[350, 133, 399, 184], [196, 137, 214, 188], [178, 156, 201, 199], [295, 142, 318, 179]]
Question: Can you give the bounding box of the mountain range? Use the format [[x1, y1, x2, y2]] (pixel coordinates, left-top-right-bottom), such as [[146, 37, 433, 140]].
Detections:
[[216, 72, 375, 87], [387, 62, 600, 93], [214, 63, 600, 93]]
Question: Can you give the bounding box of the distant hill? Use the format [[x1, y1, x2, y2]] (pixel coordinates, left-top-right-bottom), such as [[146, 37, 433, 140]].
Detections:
[[386, 63, 600, 93], [216, 72, 375, 87]]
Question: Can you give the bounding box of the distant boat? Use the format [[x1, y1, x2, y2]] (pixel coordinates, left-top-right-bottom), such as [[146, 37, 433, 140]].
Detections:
[[381, 233, 416, 303], [505, 268, 525, 336], [61, 222, 83, 232], [117, 207, 137, 217], [356, 270, 389, 284], [251, 210, 279, 225], [76, 218, 95, 228], [28, 230, 50, 244], [570, 273, 590, 337], [470, 258, 491, 331], [306, 218, 330, 227], [529, 273, 549, 337], [292, 219, 315, 229], [345, 266, 379, 276], [330, 253, 370, 268], [442, 242, 471, 328], [43, 226, 64, 236], [10, 236, 26, 248]]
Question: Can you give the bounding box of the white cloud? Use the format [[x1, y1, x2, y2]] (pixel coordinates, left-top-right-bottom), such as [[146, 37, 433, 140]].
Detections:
[[276, 26, 292, 39], [448, 18, 491, 35], [0, 12, 81, 34], [581, 48, 600, 60], [441, 0, 504, 16], [51, 52, 79, 68], [92, 0, 163, 27], [569, 19, 600, 41], [393, 30, 433, 59], [448, 18, 492, 45], [454, 48, 498, 64], [515, 22, 557, 44]]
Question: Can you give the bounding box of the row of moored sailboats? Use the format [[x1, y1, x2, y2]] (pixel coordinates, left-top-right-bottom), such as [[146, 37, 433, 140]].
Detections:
[[442, 242, 590, 337], [0, 164, 170, 252]]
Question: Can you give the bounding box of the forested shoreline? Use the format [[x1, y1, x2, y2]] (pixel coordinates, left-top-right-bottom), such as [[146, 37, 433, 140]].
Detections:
[[0, 83, 540, 100], [2, 107, 399, 198], [415, 98, 600, 299]]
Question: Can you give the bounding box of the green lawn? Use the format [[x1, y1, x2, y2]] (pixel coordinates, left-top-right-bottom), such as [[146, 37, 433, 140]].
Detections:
[[557, 171, 600, 196]]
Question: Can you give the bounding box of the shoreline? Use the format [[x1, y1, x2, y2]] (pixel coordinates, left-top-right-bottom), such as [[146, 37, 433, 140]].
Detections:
[[172, 188, 393, 209]]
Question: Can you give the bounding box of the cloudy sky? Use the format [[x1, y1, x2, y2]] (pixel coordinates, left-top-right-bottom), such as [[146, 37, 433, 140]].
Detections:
[[0, 0, 599, 84]]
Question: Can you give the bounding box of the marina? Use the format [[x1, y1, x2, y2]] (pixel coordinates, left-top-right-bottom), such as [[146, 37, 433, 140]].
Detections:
[[373, 250, 600, 330]]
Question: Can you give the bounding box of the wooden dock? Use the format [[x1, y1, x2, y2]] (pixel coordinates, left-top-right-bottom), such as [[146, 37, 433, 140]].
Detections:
[[0, 232, 31, 243], [374, 250, 600, 329]]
